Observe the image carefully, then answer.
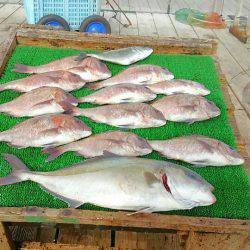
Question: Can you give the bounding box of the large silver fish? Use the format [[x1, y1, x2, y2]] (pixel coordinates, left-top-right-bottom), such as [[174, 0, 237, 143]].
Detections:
[[0, 114, 91, 148], [78, 83, 156, 104], [70, 103, 166, 128], [149, 135, 245, 166], [77, 46, 153, 65], [88, 65, 174, 90], [12, 56, 110, 75], [0, 154, 216, 211], [147, 80, 210, 96], [42, 131, 152, 161], [0, 70, 85, 92], [151, 94, 220, 123], [0, 87, 78, 117]]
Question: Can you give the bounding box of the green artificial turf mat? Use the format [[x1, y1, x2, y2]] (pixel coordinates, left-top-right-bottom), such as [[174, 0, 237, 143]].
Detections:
[[0, 45, 249, 220]]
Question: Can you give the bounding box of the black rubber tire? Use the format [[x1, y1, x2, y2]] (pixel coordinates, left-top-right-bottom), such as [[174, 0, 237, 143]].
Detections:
[[37, 14, 70, 31], [79, 15, 111, 34]]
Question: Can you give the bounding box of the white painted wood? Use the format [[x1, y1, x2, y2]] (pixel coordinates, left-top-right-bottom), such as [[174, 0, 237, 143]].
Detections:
[[137, 12, 158, 37], [192, 26, 217, 39], [104, 11, 120, 35], [0, 7, 25, 30], [120, 12, 138, 36], [227, 85, 244, 110], [0, 3, 20, 23], [214, 28, 250, 72], [169, 14, 198, 38], [148, 0, 161, 12], [216, 42, 243, 80], [119, 0, 129, 11], [153, 13, 177, 37], [229, 71, 250, 114], [234, 109, 250, 155]]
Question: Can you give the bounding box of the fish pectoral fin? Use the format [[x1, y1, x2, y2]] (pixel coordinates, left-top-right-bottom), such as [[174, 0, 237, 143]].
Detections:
[[32, 99, 54, 108], [75, 52, 88, 62], [190, 160, 208, 166], [102, 150, 120, 157], [40, 185, 84, 208], [143, 171, 160, 186], [127, 207, 155, 216]]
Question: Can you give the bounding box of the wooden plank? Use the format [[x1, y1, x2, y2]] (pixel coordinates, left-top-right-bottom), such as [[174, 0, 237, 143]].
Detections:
[[192, 26, 217, 40], [16, 25, 217, 55], [148, 0, 161, 12], [57, 225, 111, 248], [136, 13, 158, 37], [120, 12, 138, 36], [36, 224, 57, 243], [153, 13, 177, 37], [115, 230, 188, 249], [229, 71, 250, 115], [169, 14, 198, 38], [0, 222, 15, 250], [213, 28, 250, 72], [234, 110, 250, 156], [0, 207, 249, 234], [0, 27, 17, 76], [0, 7, 25, 31], [215, 42, 243, 80], [0, 4, 20, 23], [186, 231, 250, 250], [22, 242, 112, 250]]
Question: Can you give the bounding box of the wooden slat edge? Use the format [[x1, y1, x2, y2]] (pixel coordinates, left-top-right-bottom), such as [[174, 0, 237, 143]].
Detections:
[[15, 25, 217, 55], [0, 27, 17, 76], [0, 207, 249, 234], [213, 56, 250, 170]]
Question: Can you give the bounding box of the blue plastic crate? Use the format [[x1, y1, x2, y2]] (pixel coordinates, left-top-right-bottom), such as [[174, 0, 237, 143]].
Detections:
[[23, 0, 101, 30]]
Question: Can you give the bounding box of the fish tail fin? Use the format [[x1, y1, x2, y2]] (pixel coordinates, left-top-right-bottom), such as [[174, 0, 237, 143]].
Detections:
[[77, 96, 92, 103], [0, 84, 8, 92], [42, 146, 65, 162], [75, 52, 88, 62], [0, 154, 30, 186], [12, 64, 34, 73]]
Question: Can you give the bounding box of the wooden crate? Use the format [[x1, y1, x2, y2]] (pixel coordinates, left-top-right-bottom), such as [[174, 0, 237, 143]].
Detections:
[[0, 25, 249, 250]]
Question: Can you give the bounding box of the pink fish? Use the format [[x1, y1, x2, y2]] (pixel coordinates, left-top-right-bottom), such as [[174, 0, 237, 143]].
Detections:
[[0, 114, 91, 148], [42, 131, 152, 161], [0, 70, 85, 92], [88, 65, 174, 90], [0, 87, 77, 117]]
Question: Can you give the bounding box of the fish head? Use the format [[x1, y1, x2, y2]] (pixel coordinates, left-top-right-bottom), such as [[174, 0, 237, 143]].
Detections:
[[202, 99, 221, 119], [158, 165, 216, 209], [134, 46, 153, 58], [195, 83, 211, 96], [88, 58, 112, 80], [218, 142, 245, 165], [74, 117, 92, 137], [65, 92, 79, 106], [142, 106, 166, 127], [159, 67, 174, 81], [127, 135, 152, 154]]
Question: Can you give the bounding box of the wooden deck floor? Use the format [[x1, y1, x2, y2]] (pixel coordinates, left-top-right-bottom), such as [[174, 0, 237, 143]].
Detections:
[[0, 1, 249, 155]]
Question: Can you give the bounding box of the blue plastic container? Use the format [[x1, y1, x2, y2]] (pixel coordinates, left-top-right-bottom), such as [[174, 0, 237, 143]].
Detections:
[[23, 0, 101, 30]]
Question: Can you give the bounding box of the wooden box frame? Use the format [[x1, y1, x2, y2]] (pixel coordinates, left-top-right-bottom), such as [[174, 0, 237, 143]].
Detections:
[[0, 25, 249, 248]]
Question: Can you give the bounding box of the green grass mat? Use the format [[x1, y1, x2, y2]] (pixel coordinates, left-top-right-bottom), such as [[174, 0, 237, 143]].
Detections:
[[0, 46, 249, 220]]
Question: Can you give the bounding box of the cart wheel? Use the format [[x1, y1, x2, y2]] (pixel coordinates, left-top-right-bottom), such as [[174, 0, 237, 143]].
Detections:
[[37, 14, 70, 31], [79, 15, 111, 34]]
